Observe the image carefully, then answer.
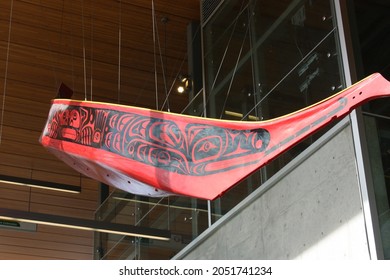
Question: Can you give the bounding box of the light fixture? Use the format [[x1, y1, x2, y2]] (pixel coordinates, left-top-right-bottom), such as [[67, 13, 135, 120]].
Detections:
[[177, 85, 186, 94], [0, 219, 36, 232], [0, 208, 171, 241], [177, 74, 191, 93], [0, 174, 81, 194]]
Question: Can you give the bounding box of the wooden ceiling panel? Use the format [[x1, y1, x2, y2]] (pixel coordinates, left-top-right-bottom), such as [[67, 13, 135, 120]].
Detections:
[[0, 0, 200, 186], [1, 0, 200, 104]]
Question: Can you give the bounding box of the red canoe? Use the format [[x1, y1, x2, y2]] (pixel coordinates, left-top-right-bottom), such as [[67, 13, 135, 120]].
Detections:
[[40, 73, 390, 200]]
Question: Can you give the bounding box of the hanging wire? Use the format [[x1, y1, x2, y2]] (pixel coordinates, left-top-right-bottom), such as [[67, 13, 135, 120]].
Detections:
[[59, 0, 65, 82], [208, 1, 246, 97], [117, 0, 122, 104], [158, 48, 191, 113], [209, 18, 239, 96], [186, 2, 246, 119], [180, 88, 203, 115], [163, 6, 241, 117], [195, 1, 257, 119], [136, 5, 201, 113], [158, 17, 170, 112], [151, 7, 172, 112], [160, 41, 193, 113], [70, 1, 76, 92], [218, 24, 250, 119], [241, 27, 336, 121], [129, 3, 161, 107], [162, 24, 202, 115], [159, 22, 202, 113], [248, 1, 260, 119], [152, 0, 159, 110], [0, 0, 14, 145], [37, 0, 59, 93], [90, 0, 94, 101], [132, 2, 198, 114], [81, 0, 88, 101], [153, 16, 169, 111]]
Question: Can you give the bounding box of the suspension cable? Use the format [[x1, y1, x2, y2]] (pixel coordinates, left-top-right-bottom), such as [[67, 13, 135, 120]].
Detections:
[[152, 0, 159, 110], [192, 2, 244, 119], [248, 1, 259, 119], [90, 0, 94, 101], [209, 17, 239, 95], [70, 1, 75, 91], [81, 0, 87, 100], [160, 25, 201, 113], [241, 27, 336, 121], [37, 0, 59, 93], [117, 0, 122, 104], [180, 88, 203, 115], [158, 17, 170, 112], [219, 25, 250, 119]]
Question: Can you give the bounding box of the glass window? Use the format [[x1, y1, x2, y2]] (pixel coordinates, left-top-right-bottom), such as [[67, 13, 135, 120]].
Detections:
[[203, 0, 344, 218], [363, 115, 390, 259], [94, 193, 210, 259], [352, 0, 390, 259]]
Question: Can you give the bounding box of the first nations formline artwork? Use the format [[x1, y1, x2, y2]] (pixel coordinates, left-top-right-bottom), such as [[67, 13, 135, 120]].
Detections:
[[40, 73, 390, 200]]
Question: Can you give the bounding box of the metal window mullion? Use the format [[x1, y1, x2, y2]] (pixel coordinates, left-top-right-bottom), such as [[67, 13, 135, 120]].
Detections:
[[333, 0, 383, 259]]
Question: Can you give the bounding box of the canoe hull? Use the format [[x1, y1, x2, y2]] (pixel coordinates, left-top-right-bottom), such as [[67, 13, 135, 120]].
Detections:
[[40, 73, 390, 200]]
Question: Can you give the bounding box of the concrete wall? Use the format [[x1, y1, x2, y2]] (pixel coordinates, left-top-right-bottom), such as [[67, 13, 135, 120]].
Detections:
[[174, 118, 370, 259]]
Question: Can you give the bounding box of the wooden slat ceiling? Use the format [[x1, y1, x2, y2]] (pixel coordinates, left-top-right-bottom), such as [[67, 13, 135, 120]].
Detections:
[[0, 0, 200, 245], [0, 0, 200, 179], [0, 0, 199, 259], [0, 0, 200, 110]]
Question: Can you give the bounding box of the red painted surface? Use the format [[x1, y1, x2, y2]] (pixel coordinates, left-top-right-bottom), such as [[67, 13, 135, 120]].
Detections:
[[40, 73, 390, 200]]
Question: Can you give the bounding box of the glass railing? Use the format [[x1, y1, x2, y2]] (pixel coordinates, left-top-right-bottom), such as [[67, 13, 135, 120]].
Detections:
[[363, 113, 390, 259], [94, 191, 214, 259]]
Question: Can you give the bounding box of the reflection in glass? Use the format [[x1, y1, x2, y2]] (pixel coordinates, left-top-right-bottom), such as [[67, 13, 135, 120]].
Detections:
[[363, 114, 390, 259], [203, 0, 344, 218], [94, 192, 211, 259]]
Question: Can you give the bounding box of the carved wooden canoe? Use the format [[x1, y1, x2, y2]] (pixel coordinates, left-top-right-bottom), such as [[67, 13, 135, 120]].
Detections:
[[40, 73, 390, 200]]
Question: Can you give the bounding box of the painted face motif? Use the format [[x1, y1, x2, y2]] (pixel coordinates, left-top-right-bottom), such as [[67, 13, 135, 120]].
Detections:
[[69, 109, 81, 128], [59, 110, 70, 127], [46, 105, 271, 177], [60, 109, 80, 141]]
